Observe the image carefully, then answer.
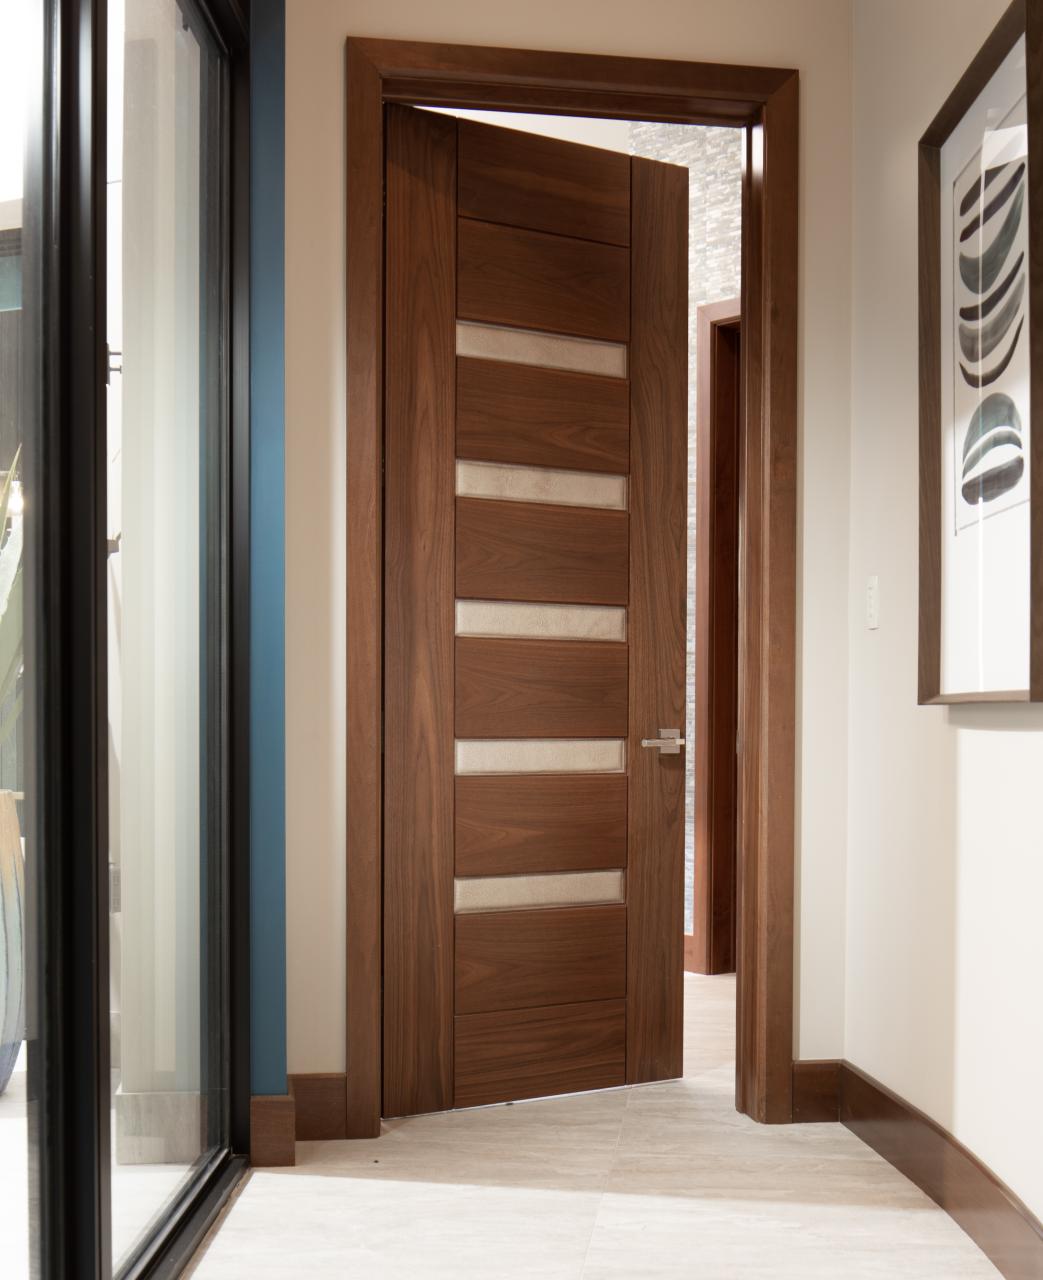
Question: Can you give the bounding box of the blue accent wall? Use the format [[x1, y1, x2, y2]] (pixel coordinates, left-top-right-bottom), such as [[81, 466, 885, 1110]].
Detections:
[[249, 0, 287, 1097]]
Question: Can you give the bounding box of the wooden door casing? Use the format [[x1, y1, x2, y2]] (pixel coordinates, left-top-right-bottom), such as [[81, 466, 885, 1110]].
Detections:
[[348, 40, 800, 1139], [383, 106, 686, 1117]]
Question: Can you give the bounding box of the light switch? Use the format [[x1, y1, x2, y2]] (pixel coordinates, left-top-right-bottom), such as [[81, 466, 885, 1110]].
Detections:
[[866, 575, 880, 630]]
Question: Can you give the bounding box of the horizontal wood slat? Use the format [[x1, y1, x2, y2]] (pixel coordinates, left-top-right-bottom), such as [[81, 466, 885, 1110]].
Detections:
[[454, 999, 626, 1108], [457, 357, 630, 475], [456, 497, 629, 606], [455, 904, 626, 1014], [455, 774, 628, 875], [458, 117, 631, 246], [455, 637, 628, 739], [458, 218, 629, 342]]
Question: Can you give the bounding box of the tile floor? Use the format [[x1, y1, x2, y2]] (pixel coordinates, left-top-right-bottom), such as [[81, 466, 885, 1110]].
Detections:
[[188, 975, 1001, 1279], [0, 1046, 193, 1274]]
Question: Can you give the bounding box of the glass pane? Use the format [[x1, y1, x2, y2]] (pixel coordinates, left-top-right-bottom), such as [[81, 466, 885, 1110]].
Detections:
[[0, 1, 40, 1275], [107, 0, 227, 1266]]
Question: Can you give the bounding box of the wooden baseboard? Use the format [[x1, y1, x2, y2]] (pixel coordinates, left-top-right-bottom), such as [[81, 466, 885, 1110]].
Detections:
[[842, 1063, 1043, 1280], [792, 1059, 1043, 1280], [791, 1059, 840, 1122], [289, 1072, 348, 1140], [249, 1095, 296, 1167]]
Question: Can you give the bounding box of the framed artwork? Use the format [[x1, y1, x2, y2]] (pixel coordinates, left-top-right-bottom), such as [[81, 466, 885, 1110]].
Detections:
[[919, 0, 1043, 703]]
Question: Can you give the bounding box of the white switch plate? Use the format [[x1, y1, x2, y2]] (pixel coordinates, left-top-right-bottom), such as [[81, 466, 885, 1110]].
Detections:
[[866, 575, 880, 630]]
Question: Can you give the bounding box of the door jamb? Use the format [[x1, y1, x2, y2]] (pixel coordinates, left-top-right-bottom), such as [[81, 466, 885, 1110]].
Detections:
[[345, 37, 799, 1135], [687, 298, 741, 978]]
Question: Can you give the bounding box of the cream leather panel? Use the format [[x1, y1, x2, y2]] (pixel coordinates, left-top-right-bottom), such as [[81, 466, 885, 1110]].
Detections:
[[456, 320, 627, 378], [454, 738, 626, 775], [454, 870, 625, 914]]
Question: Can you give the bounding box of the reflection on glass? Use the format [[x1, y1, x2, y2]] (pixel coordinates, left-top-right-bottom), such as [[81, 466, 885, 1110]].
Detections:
[[108, 0, 225, 1265], [0, 1, 36, 1275]]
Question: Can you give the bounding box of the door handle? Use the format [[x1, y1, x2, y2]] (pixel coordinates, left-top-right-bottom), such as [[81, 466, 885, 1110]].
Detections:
[[640, 728, 685, 755]]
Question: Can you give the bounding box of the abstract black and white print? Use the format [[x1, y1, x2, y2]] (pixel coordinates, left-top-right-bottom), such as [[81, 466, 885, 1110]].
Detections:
[[953, 104, 1031, 531]]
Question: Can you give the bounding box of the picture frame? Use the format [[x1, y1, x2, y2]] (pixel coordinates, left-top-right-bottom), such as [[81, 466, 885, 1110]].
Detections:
[[918, 0, 1043, 703]]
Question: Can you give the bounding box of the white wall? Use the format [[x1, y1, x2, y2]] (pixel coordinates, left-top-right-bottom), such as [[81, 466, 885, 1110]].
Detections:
[[284, 0, 854, 1073], [848, 0, 1043, 1220]]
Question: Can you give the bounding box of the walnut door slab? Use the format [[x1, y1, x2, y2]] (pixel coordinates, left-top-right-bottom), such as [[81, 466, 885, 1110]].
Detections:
[[454, 999, 626, 1108], [456, 497, 629, 605], [458, 218, 629, 341], [625, 157, 687, 1084], [457, 357, 630, 475], [455, 774, 627, 875], [455, 905, 626, 1015], [381, 106, 688, 1120], [455, 637, 628, 739]]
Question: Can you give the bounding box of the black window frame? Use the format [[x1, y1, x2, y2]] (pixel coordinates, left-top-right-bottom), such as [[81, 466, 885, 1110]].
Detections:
[[26, 0, 252, 1276]]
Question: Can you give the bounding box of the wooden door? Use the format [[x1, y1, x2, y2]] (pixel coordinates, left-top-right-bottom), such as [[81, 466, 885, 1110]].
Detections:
[[383, 105, 686, 1117]]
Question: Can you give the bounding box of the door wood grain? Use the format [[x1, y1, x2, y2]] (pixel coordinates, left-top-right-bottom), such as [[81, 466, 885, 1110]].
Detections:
[[455, 774, 628, 876], [454, 999, 626, 1108], [382, 104, 457, 1119], [458, 117, 631, 246], [457, 357, 630, 475], [455, 637, 628, 739], [625, 156, 687, 1085], [456, 497, 629, 605], [458, 218, 629, 342], [455, 904, 626, 1015]]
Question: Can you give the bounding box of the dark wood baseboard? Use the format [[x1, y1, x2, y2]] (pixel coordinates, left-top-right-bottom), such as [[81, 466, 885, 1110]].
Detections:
[[842, 1063, 1043, 1280], [249, 1095, 296, 1167], [289, 1072, 348, 1140], [792, 1059, 1043, 1280], [791, 1059, 840, 1122]]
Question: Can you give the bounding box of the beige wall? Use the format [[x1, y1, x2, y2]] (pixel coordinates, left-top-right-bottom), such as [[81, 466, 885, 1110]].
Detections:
[[847, 0, 1043, 1219], [284, 0, 855, 1072], [284, 0, 1043, 1223]]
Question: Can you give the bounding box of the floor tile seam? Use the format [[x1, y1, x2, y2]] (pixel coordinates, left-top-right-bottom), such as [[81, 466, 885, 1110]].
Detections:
[[577, 1088, 632, 1277]]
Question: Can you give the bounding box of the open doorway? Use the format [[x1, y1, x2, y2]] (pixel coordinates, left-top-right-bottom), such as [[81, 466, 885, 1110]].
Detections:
[[344, 40, 799, 1134], [434, 111, 745, 990], [410, 106, 745, 1085]]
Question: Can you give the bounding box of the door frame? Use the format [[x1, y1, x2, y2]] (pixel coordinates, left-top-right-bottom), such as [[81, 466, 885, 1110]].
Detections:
[[687, 298, 741, 978], [345, 37, 799, 1135]]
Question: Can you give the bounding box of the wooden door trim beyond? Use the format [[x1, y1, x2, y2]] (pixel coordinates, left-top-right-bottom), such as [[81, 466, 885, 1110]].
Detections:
[[345, 37, 800, 1136], [689, 299, 741, 978]]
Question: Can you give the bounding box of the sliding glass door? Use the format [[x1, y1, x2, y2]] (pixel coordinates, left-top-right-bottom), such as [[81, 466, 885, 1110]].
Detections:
[[0, 1, 42, 1274], [1, 0, 250, 1275], [106, 0, 231, 1268]]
